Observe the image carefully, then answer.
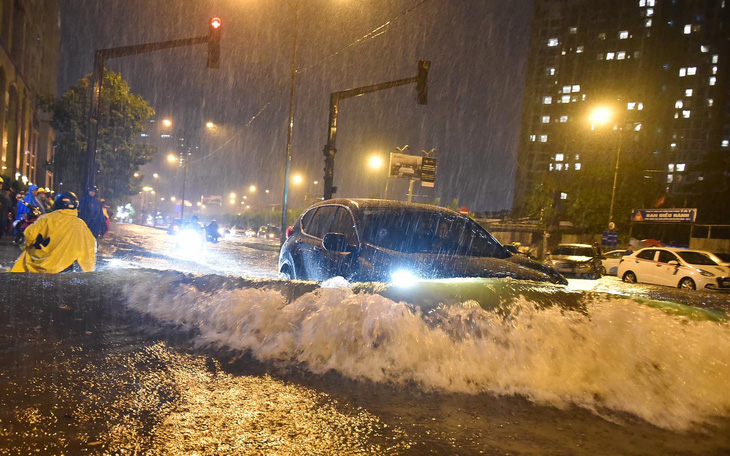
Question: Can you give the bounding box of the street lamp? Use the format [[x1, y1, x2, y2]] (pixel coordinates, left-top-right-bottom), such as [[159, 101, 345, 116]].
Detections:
[[292, 173, 303, 185], [162, 119, 172, 127], [249, 185, 256, 193], [589, 106, 622, 229], [167, 153, 178, 163]]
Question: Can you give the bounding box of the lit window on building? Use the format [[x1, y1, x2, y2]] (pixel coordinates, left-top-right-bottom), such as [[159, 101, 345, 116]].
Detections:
[[563, 85, 572, 93], [674, 113, 679, 119], [667, 174, 673, 183], [676, 163, 686, 172], [682, 110, 691, 118], [575, 154, 580, 160], [634, 123, 642, 131], [530, 134, 536, 141], [685, 89, 693, 97], [543, 96, 552, 104], [561, 95, 571, 103], [684, 24, 692, 34], [555, 153, 564, 161], [679, 68, 687, 77], [576, 46, 584, 53], [617, 52, 626, 60], [668, 164, 675, 171], [646, 8, 653, 16], [701, 45, 709, 53], [560, 192, 568, 200], [693, 25, 701, 32], [561, 50, 567, 56], [571, 84, 580, 92], [565, 163, 570, 170], [712, 66, 717, 74], [647, 0, 655, 6], [161, 134, 171, 138], [582, 94, 587, 100], [670, 143, 677, 148], [639, 0, 646, 6], [598, 32, 606, 40], [619, 30, 629, 39], [555, 163, 563, 171], [645, 19, 652, 27], [540, 135, 548, 142], [634, 51, 641, 59], [707, 98, 714, 107], [569, 27, 578, 34], [628, 102, 636, 110], [712, 55, 719, 64], [560, 115, 569, 122], [687, 67, 696, 75], [549, 163, 554, 171], [140, 133, 148, 137], [675, 100, 683, 108], [597, 53, 604, 60], [722, 139, 729, 148], [548, 38, 559, 47], [606, 52, 615, 60], [575, 163, 582, 170], [638, 102, 644, 110], [546, 67, 556, 75], [542, 115, 551, 123], [709, 76, 716, 86]]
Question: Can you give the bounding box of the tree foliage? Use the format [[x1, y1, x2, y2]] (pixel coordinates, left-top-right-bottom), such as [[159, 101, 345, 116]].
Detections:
[[45, 71, 155, 202], [523, 163, 664, 233]]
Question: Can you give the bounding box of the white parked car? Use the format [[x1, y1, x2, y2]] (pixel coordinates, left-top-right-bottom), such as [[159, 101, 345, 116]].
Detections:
[[601, 249, 626, 276], [617, 247, 730, 291]]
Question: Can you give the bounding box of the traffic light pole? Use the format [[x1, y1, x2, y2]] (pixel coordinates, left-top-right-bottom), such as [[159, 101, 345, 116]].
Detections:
[[322, 61, 429, 200], [84, 35, 211, 191]]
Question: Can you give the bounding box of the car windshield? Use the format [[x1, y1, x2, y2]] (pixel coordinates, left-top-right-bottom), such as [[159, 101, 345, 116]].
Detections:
[[714, 252, 730, 263], [360, 208, 509, 258], [677, 251, 718, 266], [553, 246, 594, 257]]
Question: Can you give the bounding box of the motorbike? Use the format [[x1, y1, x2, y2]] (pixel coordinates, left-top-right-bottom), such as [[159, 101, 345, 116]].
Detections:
[[13, 201, 42, 246]]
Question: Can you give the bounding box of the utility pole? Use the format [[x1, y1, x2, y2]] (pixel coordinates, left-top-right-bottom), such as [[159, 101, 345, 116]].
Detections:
[[322, 60, 430, 200]]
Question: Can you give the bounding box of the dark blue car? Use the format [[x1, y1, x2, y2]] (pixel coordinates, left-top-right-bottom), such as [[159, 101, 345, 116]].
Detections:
[[279, 199, 567, 285]]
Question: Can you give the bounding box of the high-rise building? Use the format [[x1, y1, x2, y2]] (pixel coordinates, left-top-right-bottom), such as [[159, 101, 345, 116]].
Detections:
[[514, 0, 729, 216], [0, 0, 61, 188]]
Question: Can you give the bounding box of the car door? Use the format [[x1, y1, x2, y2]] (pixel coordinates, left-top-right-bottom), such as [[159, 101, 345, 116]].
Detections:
[[631, 249, 658, 283], [317, 206, 359, 279], [655, 250, 682, 286], [298, 205, 337, 280]]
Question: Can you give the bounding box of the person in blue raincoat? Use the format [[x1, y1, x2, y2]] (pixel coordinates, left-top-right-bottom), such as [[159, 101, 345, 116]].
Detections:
[[15, 184, 46, 221], [78, 186, 106, 237]]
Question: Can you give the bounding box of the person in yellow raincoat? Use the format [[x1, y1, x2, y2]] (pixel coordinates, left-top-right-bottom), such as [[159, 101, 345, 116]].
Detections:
[[11, 191, 97, 273]]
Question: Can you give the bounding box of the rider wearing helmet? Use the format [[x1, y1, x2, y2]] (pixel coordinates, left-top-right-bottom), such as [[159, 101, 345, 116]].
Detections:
[[11, 191, 97, 273]]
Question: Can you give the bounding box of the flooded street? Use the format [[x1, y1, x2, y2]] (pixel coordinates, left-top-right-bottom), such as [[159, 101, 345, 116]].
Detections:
[[1, 225, 729, 454]]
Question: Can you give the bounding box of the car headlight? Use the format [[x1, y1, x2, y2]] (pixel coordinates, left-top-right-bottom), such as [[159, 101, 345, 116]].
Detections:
[[391, 270, 419, 287], [699, 269, 715, 277]]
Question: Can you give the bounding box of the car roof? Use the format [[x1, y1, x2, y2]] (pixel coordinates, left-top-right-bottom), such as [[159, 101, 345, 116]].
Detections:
[[306, 198, 464, 217], [555, 243, 594, 248]]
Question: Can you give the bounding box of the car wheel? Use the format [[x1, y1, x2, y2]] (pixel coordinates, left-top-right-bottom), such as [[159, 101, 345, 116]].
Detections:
[[622, 271, 637, 283], [678, 277, 696, 290], [279, 263, 294, 280]]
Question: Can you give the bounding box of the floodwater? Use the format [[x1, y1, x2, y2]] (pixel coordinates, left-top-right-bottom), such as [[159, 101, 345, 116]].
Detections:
[[1, 266, 729, 455]]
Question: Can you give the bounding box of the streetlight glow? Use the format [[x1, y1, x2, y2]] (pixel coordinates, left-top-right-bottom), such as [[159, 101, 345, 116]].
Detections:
[[249, 185, 257, 192], [133, 172, 140, 178], [229, 192, 236, 199], [162, 119, 172, 127], [206, 121, 215, 129], [167, 153, 178, 163], [589, 106, 612, 126], [368, 155, 384, 169], [292, 174, 303, 185], [153, 173, 159, 178]]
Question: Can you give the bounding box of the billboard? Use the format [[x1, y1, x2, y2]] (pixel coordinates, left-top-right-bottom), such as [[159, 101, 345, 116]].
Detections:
[[388, 153, 437, 187], [201, 195, 223, 206], [631, 208, 697, 223]]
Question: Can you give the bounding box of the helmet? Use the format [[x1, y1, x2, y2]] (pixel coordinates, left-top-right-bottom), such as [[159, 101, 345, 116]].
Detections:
[[87, 186, 98, 194], [53, 191, 79, 210]]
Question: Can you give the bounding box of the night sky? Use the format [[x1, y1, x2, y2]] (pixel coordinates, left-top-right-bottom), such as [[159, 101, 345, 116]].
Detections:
[[59, 0, 533, 211]]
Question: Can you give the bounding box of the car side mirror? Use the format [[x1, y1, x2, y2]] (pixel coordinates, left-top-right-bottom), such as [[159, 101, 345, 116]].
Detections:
[[668, 260, 679, 266], [322, 232, 348, 252]]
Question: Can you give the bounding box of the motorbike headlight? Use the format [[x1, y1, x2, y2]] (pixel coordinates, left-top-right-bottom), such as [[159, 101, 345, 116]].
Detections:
[[699, 269, 714, 277]]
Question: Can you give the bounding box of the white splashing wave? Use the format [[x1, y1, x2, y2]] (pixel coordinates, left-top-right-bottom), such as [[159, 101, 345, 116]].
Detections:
[[123, 275, 730, 430]]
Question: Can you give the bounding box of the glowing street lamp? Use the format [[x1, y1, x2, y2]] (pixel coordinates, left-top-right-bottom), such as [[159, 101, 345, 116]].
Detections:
[[153, 173, 159, 179], [162, 119, 172, 127], [589, 106, 612, 128], [368, 154, 384, 169], [589, 105, 623, 229], [292, 173, 303, 185], [229, 192, 237, 199], [249, 185, 257, 193], [206, 121, 215, 129], [167, 153, 178, 163]]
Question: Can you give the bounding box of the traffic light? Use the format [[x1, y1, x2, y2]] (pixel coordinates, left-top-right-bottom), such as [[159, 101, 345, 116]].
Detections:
[[208, 17, 222, 69], [416, 60, 430, 105]]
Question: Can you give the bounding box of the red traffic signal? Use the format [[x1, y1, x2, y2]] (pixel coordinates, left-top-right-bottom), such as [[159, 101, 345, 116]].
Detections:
[[208, 17, 222, 69]]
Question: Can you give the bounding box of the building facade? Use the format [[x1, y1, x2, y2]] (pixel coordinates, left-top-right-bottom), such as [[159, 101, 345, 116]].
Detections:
[[514, 0, 730, 216], [0, 0, 60, 188]]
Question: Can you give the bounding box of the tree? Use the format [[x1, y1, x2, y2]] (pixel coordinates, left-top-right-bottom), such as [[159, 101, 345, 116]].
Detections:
[[44, 71, 155, 202]]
